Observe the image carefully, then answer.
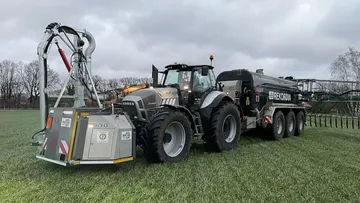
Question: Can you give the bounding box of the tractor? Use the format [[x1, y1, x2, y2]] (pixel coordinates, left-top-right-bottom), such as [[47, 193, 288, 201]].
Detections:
[[124, 60, 242, 163]]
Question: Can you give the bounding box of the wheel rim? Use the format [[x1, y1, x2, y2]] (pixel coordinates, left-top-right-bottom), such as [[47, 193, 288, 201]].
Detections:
[[289, 118, 294, 132], [222, 115, 237, 143], [163, 121, 186, 157], [277, 118, 283, 134]]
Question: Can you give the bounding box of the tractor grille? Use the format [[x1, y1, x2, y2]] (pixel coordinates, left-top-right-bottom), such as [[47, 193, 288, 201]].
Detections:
[[121, 101, 138, 119]]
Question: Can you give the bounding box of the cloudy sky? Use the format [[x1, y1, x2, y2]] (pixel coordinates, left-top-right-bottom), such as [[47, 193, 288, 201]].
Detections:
[[1, 0, 360, 81]]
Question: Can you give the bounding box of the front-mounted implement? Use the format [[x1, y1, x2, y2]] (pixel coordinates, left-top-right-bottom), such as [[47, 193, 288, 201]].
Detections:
[[32, 22, 136, 166], [37, 107, 135, 166]]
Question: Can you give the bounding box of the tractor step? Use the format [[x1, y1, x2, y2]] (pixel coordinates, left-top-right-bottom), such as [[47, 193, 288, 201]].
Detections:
[[194, 113, 204, 136]]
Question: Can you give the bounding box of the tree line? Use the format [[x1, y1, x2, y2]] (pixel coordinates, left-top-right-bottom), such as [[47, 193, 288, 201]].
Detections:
[[0, 59, 151, 109], [1, 47, 359, 113]]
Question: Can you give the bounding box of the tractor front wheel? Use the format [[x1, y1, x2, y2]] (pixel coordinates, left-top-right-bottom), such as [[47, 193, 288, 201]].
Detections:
[[142, 108, 192, 163]]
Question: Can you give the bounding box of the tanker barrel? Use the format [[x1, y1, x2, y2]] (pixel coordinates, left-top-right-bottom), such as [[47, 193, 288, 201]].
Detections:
[[217, 69, 299, 103], [217, 69, 298, 89]]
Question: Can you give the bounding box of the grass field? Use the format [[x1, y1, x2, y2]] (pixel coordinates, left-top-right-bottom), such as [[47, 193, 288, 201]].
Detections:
[[1, 110, 360, 202]]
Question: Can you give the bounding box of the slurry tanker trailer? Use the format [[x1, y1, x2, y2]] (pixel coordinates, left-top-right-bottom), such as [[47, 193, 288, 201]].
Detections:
[[31, 22, 306, 166]]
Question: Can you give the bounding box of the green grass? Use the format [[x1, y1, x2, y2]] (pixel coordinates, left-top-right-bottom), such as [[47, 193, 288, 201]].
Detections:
[[1, 110, 360, 202]]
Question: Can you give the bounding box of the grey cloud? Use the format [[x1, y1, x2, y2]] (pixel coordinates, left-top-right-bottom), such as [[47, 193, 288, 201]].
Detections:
[[125, 0, 355, 70], [316, 0, 360, 42], [126, 0, 298, 58]]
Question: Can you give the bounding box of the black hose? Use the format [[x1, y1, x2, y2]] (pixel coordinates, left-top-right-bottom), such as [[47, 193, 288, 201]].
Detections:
[[31, 127, 46, 139], [58, 25, 81, 40], [41, 34, 55, 129]]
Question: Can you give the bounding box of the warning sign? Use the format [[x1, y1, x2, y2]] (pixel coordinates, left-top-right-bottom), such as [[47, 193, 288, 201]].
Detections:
[[61, 118, 72, 128], [97, 131, 109, 143], [121, 131, 132, 140]]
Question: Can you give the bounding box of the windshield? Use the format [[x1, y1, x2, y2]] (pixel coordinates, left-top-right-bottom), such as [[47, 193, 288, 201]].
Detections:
[[164, 69, 192, 90]]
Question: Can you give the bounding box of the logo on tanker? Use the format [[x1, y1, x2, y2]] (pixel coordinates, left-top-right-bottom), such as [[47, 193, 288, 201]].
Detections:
[[268, 91, 291, 101]]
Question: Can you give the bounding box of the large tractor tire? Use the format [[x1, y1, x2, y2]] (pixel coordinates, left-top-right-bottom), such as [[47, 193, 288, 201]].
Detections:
[[205, 102, 241, 152], [294, 111, 305, 136], [142, 108, 192, 163], [284, 110, 296, 137], [268, 110, 285, 140]]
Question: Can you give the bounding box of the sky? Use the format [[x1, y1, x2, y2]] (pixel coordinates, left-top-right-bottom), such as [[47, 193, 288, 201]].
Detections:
[[1, 0, 360, 81]]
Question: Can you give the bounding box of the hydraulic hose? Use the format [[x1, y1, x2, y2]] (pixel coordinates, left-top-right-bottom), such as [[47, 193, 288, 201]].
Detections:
[[42, 34, 56, 129]]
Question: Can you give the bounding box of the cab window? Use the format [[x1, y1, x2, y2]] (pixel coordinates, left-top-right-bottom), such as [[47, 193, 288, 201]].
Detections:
[[192, 69, 213, 92]]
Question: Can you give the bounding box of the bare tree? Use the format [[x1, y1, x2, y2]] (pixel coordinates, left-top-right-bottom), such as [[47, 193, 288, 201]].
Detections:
[[0, 60, 25, 108], [107, 78, 119, 89], [329, 47, 360, 87], [91, 75, 106, 91], [328, 47, 360, 116], [20, 60, 61, 105]]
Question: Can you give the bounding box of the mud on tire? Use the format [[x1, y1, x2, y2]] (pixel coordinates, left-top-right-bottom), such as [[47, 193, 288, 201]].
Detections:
[[141, 108, 192, 163], [205, 102, 241, 152]]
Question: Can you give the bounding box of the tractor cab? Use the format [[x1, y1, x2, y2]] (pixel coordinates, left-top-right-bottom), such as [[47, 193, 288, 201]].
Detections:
[[152, 63, 217, 109]]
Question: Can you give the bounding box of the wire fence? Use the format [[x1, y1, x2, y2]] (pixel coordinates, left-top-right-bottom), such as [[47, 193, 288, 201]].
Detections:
[[306, 113, 360, 129]]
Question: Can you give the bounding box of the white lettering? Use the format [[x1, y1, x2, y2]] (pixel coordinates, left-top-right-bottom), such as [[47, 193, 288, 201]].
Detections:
[[268, 91, 291, 101]]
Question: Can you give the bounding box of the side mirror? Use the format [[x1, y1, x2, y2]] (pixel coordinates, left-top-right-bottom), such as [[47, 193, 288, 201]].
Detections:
[[201, 67, 209, 76], [152, 64, 158, 87]]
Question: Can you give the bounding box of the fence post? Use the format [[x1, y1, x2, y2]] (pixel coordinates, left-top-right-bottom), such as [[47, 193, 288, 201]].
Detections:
[[335, 116, 338, 128], [341, 116, 343, 128], [330, 115, 333, 128], [325, 115, 327, 127]]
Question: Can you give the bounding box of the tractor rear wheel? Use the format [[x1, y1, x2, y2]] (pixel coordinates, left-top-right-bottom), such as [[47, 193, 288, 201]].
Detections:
[[294, 111, 305, 136], [268, 110, 285, 140], [142, 108, 192, 163], [205, 102, 241, 152]]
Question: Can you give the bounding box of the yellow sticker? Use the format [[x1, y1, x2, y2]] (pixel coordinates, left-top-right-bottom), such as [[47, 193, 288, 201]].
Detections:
[[97, 131, 109, 143], [246, 97, 250, 105]]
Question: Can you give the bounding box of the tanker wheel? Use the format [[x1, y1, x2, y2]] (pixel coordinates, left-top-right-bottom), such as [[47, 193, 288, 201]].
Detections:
[[205, 101, 241, 152], [142, 108, 192, 163], [294, 111, 305, 136], [284, 110, 296, 137], [268, 110, 285, 140]]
